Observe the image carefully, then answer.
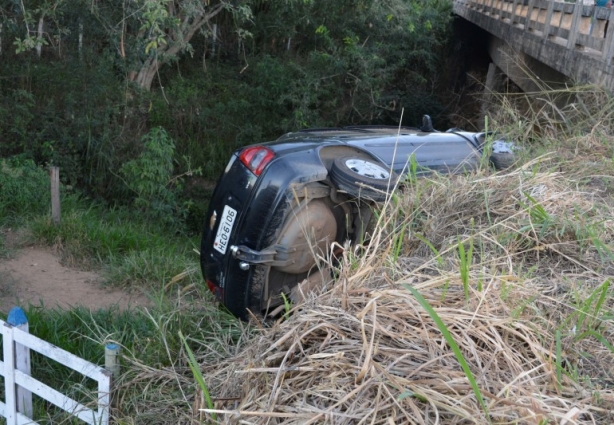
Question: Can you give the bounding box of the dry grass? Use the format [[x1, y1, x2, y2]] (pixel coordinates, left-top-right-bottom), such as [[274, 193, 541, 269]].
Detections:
[[198, 161, 614, 424]]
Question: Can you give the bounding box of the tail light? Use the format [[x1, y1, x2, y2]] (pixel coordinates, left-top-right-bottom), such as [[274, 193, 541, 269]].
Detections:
[[239, 146, 275, 176], [206, 279, 224, 301], [206, 279, 217, 293]]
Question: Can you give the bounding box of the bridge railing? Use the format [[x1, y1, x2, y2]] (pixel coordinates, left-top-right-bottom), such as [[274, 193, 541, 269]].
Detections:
[[457, 0, 614, 64]]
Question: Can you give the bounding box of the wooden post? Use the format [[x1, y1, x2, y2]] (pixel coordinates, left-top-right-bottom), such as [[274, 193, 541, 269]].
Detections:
[[7, 307, 33, 419], [50, 166, 61, 225]]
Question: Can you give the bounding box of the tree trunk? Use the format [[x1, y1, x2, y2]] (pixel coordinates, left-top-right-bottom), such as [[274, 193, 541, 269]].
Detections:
[[134, 57, 159, 91], [78, 21, 83, 57], [130, 2, 226, 91], [36, 16, 44, 57]]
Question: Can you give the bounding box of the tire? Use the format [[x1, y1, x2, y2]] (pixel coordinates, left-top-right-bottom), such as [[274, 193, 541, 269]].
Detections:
[[329, 156, 398, 202], [490, 152, 515, 170], [246, 196, 348, 318]]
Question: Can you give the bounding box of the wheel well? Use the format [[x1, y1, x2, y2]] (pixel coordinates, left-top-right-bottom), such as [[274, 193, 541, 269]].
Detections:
[[318, 146, 376, 171]]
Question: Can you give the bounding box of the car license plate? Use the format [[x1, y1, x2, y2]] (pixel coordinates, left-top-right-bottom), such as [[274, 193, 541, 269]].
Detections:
[[213, 205, 237, 254]]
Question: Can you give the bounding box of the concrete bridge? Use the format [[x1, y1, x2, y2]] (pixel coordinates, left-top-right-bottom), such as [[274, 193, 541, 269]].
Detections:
[[453, 0, 614, 92]]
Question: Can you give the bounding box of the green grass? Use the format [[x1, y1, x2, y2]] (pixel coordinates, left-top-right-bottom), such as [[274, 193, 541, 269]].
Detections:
[[26, 193, 200, 289], [0, 286, 243, 424], [403, 283, 489, 420], [0, 163, 245, 423], [0, 236, 7, 259]]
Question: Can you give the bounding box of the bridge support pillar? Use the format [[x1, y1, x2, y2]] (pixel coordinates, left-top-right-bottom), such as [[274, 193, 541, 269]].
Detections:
[[488, 37, 569, 94], [481, 63, 506, 126]]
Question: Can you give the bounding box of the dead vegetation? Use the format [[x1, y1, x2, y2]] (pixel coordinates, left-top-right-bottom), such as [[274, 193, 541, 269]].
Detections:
[[199, 163, 614, 424]]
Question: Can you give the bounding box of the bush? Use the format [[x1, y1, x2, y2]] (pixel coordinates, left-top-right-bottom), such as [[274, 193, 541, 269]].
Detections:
[[119, 127, 199, 228], [0, 157, 50, 223]]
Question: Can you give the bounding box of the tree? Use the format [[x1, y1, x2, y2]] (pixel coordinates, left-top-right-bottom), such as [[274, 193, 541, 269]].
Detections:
[[247, 0, 454, 126], [3, 0, 68, 56], [90, 0, 247, 91]]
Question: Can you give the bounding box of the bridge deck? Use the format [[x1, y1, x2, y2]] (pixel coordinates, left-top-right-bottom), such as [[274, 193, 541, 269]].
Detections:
[[454, 0, 614, 91]]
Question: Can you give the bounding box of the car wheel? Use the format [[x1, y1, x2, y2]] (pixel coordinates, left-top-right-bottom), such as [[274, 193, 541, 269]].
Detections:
[[249, 195, 348, 318], [329, 156, 397, 202]]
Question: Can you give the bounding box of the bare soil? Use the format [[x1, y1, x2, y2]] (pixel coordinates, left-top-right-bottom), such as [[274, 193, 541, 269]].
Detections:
[[0, 230, 148, 314]]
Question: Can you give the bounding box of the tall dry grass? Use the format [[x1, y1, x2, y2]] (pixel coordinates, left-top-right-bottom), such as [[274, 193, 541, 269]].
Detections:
[[200, 165, 613, 424]]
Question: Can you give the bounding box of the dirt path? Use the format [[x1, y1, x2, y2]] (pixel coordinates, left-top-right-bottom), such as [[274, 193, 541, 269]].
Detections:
[[0, 245, 148, 314]]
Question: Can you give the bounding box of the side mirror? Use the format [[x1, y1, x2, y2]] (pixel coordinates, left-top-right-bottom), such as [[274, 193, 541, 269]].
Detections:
[[420, 115, 434, 132]]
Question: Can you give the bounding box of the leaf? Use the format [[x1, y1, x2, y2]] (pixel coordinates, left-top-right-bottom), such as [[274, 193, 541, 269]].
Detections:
[[315, 24, 328, 34], [178, 331, 217, 421], [403, 284, 490, 420]]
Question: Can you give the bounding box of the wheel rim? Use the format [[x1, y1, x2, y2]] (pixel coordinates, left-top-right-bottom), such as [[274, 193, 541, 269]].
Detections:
[[345, 159, 390, 180]]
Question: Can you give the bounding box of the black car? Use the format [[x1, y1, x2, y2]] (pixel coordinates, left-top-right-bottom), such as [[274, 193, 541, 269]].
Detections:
[[200, 117, 515, 320]]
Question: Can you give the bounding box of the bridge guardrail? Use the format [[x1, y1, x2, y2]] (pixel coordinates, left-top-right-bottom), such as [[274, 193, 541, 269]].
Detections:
[[456, 0, 614, 65]]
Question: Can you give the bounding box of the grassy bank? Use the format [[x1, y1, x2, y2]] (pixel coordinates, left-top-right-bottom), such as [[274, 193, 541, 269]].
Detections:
[[1, 85, 613, 424]]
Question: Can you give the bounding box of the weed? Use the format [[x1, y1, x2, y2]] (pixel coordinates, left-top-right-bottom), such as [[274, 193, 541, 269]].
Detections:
[[560, 279, 613, 355], [555, 329, 562, 391], [458, 237, 474, 301], [280, 293, 292, 320], [119, 127, 201, 228], [179, 331, 216, 422], [392, 223, 407, 262]]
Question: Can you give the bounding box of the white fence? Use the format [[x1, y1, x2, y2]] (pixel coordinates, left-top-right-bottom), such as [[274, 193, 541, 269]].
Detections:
[[0, 307, 112, 425]]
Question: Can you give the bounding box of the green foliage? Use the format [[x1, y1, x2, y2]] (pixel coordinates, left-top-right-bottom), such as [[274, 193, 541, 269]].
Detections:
[[3, 90, 35, 145], [0, 157, 51, 223], [1, 0, 461, 207], [104, 246, 197, 288], [0, 49, 126, 194], [392, 223, 407, 262], [561, 279, 612, 342], [247, 0, 453, 125], [457, 237, 474, 301], [2, 293, 241, 422], [179, 331, 217, 421], [119, 127, 199, 227]]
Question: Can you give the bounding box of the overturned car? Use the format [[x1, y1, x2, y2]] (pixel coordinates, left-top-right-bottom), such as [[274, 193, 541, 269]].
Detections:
[[200, 117, 515, 320]]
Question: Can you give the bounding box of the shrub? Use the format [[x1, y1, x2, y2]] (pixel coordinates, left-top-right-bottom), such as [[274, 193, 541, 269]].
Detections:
[[119, 127, 199, 227], [0, 157, 50, 223]]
